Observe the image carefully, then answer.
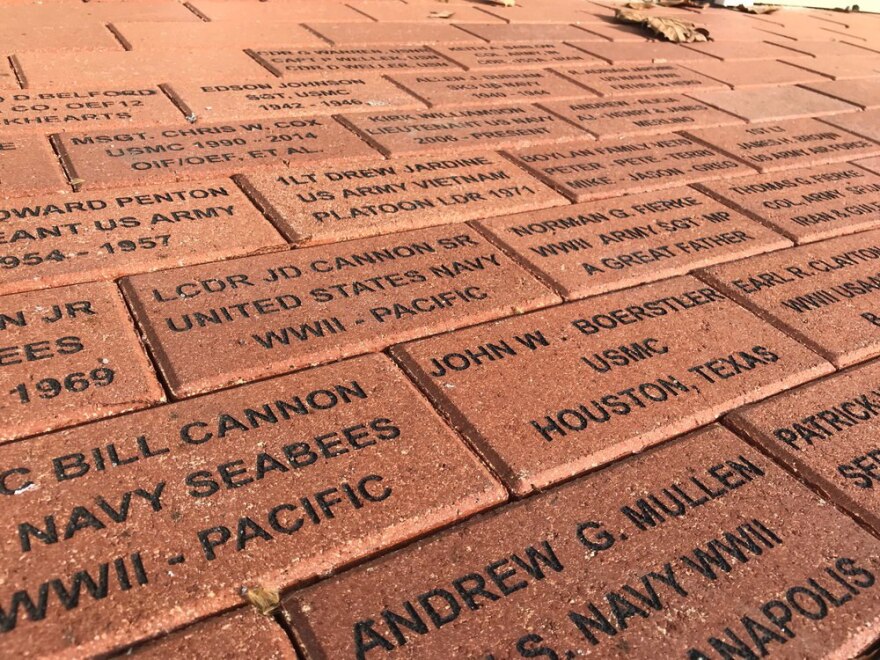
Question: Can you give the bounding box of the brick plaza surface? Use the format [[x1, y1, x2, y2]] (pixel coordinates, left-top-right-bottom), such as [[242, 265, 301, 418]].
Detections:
[[0, 0, 879, 657]]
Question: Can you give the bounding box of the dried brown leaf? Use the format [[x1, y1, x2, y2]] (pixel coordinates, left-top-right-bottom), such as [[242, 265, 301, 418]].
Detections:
[[614, 8, 710, 42], [734, 3, 781, 12], [647, 16, 710, 41], [243, 586, 280, 616], [625, 1, 654, 9]]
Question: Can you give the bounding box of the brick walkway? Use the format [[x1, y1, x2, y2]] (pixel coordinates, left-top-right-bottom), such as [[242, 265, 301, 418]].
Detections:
[[1, 0, 880, 657]]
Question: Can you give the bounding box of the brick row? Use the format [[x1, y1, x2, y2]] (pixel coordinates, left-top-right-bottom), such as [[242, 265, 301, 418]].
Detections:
[[0, 353, 504, 657], [287, 424, 880, 658]]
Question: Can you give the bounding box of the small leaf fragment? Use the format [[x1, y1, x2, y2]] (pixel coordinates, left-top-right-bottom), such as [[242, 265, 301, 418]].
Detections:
[[243, 586, 280, 616]]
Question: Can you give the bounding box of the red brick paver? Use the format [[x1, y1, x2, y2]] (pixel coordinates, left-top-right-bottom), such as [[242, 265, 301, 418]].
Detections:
[[0, 354, 503, 657], [2, 3, 880, 657], [390, 275, 831, 494], [288, 425, 880, 659], [0, 281, 164, 442], [119, 225, 558, 397]]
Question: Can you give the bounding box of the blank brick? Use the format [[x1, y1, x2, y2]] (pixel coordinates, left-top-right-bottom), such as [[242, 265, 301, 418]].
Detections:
[[110, 21, 325, 50]]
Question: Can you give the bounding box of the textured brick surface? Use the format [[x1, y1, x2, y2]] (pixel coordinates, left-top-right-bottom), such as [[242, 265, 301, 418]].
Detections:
[[0, 354, 504, 657], [5, 4, 880, 656], [0, 281, 164, 442], [699, 230, 880, 367], [123, 608, 295, 659], [687, 86, 858, 123], [237, 153, 565, 245], [476, 186, 790, 299], [802, 78, 880, 110], [390, 276, 831, 494], [119, 225, 559, 397], [289, 424, 880, 659], [0, 133, 68, 195]]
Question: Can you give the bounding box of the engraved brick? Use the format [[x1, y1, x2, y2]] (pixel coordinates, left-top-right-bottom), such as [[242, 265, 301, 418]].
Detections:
[[678, 60, 830, 88], [553, 63, 728, 97], [110, 21, 325, 51], [0, 180, 285, 295], [728, 359, 880, 534], [164, 76, 424, 123], [687, 86, 858, 123], [541, 93, 742, 139], [0, 281, 164, 442], [0, 133, 68, 196], [288, 424, 880, 658], [53, 117, 377, 189], [236, 153, 565, 245], [698, 230, 880, 367], [476, 186, 790, 299], [431, 42, 601, 71], [0, 354, 504, 656], [507, 135, 747, 202], [337, 105, 587, 157], [683, 118, 880, 173], [119, 225, 559, 397], [695, 163, 880, 244], [803, 78, 880, 110], [390, 275, 832, 494], [123, 608, 295, 659], [0, 86, 183, 133], [251, 47, 461, 77], [389, 69, 592, 107]]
